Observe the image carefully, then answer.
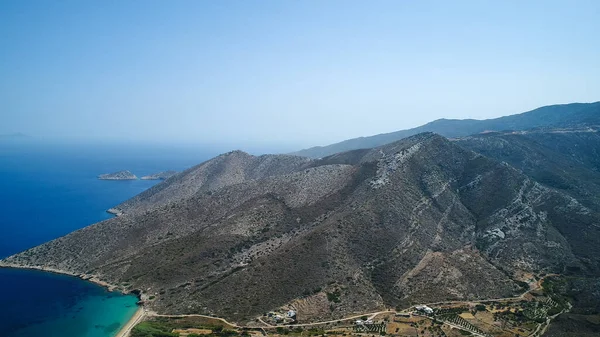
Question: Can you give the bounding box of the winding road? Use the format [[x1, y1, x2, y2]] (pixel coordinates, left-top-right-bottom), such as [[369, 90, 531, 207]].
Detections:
[[148, 312, 241, 328], [134, 274, 559, 337]]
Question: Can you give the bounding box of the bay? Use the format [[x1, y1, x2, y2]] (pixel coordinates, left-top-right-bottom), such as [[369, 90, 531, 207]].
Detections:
[[0, 141, 216, 337]]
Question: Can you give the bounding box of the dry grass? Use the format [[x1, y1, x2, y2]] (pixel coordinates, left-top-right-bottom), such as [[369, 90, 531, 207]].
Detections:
[[387, 322, 419, 336], [173, 328, 212, 336]]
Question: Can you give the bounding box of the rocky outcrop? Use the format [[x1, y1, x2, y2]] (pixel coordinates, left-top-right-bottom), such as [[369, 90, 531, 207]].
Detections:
[[455, 127, 600, 211], [98, 170, 138, 180], [140, 171, 178, 180]]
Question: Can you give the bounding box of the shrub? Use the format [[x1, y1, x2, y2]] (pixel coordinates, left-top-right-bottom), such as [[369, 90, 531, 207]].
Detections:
[[326, 291, 341, 303]]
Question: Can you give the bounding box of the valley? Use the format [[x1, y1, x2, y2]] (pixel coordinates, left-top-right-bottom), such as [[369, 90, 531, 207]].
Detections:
[[130, 273, 572, 337]]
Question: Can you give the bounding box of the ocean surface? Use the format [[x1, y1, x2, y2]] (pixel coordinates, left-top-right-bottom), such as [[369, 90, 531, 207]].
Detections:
[[0, 141, 217, 337]]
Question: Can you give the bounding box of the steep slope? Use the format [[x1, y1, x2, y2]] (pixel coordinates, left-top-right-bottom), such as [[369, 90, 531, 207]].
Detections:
[[110, 151, 311, 215], [455, 128, 600, 210], [2, 133, 599, 324], [293, 102, 600, 158]]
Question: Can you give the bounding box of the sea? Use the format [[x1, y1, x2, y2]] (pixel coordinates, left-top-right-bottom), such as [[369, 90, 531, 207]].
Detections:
[[0, 140, 221, 337]]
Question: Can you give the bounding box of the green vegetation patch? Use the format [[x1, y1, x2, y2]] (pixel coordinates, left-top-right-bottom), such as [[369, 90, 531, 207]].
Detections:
[[326, 290, 341, 303], [131, 318, 240, 337], [131, 321, 178, 337]]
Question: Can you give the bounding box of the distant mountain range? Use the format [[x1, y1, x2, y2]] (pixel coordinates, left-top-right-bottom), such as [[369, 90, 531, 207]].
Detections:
[[0, 132, 30, 140], [293, 102, 600, 158]]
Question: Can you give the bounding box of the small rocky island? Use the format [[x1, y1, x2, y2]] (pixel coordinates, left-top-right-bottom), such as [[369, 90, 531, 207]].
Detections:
[[140, 170, 178, 180], [97, 170, 138, 180]]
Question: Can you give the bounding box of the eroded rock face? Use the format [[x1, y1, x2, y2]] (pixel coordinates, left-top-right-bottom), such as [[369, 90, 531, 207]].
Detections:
[[457, 128, 600, 275], [97, 170, 138, 180], [4, 132, 599, 323]]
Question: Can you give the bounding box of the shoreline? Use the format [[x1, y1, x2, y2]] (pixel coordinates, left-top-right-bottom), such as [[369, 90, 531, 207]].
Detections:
[[0, 262, 130, 294], [115, 307, 145, 337], [107, 208, 124, 216], [0, 262, 147, 337]]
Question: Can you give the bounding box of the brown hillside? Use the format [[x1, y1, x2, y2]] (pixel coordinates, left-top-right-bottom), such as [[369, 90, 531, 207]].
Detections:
[[3, 132, 599, 325]]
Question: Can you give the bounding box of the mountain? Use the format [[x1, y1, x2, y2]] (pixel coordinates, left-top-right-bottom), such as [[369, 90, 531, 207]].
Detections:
[[110, 151, 311, 215], [293, 102, 600, 158], [2, 132, 599, 325], [455, 127, 600, 211], [456, 128, 600, 275]]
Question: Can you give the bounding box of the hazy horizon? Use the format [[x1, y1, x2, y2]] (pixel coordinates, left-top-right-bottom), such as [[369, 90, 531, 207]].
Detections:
[[2, 1, 599, 148]]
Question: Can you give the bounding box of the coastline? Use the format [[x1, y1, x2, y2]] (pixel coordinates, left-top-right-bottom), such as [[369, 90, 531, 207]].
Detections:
[[115, 307, 145, 337], [0, 262, 147, 337], [107, 207, 124, 216], [0, 261, 125, 293]]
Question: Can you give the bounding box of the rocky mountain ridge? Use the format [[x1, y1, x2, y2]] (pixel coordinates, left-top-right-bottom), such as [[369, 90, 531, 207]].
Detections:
[[111, 152, 311, 215], [293, 102, 600, 158], [456, 127, 600, 210], [3, 131, 598, 325]]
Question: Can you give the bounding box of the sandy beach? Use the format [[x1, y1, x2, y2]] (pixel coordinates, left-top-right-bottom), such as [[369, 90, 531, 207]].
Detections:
[[115, 307, 145, 337]]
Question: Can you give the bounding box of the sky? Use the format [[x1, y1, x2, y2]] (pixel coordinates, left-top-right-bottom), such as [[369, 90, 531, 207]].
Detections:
[[1, 0, 599, 149]]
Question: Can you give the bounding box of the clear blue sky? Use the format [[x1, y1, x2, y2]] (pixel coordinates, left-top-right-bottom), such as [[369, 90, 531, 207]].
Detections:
[[1, 0, 599, 148]]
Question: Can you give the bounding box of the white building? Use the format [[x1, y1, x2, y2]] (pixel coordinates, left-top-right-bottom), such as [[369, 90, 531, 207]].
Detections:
[[415, 305, 434, 314]]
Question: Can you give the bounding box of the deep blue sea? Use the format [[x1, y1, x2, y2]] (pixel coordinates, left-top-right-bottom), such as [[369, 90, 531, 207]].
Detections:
[[0, 141, 217, 337]]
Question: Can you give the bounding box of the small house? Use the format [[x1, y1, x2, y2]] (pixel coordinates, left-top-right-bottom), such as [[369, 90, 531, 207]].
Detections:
[[415, 305, 434, 314]]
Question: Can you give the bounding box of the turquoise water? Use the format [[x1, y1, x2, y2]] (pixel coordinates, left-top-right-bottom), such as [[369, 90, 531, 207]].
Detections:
[[0, 141, 216, 337], [0, 268, 139, 337]]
